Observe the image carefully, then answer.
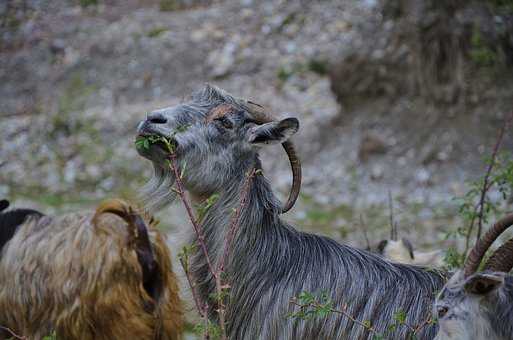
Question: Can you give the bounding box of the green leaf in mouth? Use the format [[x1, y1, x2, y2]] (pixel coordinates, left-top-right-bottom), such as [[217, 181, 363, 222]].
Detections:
[[135, 135, 176, 153]]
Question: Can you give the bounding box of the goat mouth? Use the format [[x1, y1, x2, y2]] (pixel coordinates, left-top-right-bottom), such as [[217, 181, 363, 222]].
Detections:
[[135, 133, 178, 158]]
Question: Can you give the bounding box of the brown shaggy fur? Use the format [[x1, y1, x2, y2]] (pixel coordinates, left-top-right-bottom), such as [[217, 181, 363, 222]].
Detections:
[[0, 199, 183, 340]]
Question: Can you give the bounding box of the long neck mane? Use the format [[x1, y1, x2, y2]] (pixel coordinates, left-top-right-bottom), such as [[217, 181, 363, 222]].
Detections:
[[189, 157, 285, 301]]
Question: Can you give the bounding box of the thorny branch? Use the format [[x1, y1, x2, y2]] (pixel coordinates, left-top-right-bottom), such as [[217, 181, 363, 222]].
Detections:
[[160, 137, 256, 340], [475, 112, 513, 242], [465, 111, 513, 253], [215, 168, 257, 339], [203, 303, 211, 340], [167, 152, 220, 339], [290, 299, 378, 334], [179, 255, 207, 319], [410, 316, 434, 335], [290, 298, 432, 339], [167, 152, 217, 281], [218, 168, 257, 274]]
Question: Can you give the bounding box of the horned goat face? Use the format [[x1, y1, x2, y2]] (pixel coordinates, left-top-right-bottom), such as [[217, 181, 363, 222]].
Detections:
[[434, 270, 508, 340], [136, 85, 299, 210]]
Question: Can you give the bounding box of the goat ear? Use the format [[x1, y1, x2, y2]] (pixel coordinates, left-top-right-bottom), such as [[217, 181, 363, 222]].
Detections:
[[376, 240, 388, 254], [247, 118, 299, 145], [401, 238, 415, 260], [464, 272, 504, 295], [0, 200, 9, 212]]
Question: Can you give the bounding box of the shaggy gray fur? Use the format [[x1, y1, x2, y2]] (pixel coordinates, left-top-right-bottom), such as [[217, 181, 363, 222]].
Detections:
[[434, 270, 513, 340], [137, 85, 447, 340]]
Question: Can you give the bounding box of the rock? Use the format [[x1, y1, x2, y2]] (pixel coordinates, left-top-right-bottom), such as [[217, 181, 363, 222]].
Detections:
[[370, 164, 384, 181], [207, 41, 238, 78], [358, 133, 388, 161], [415, 168, 431, 186], [190, 29, 207, 42], [50, 39, 66, 55]]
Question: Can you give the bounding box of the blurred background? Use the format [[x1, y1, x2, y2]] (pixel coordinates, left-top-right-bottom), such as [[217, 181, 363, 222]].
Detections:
[[1, 0, 513, 329]]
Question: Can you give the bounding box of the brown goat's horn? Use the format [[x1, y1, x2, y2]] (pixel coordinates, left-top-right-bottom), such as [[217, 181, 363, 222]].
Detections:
[[464, 213, 513, 277], [281, 140, 301, 213], [484, 237, 513, 273], [245, 101, 302, 214], [93, 199, 157, 282]]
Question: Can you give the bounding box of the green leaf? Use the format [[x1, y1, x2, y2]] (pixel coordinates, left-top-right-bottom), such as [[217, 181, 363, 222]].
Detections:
[[394, 310, 407, 324], [180, 160, 187, 179], [42, 331, 57, 340]]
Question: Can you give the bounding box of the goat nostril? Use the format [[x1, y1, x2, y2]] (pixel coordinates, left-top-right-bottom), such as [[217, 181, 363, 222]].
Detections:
[[147, 113, 167, 125], [437, 306, 448, 318]]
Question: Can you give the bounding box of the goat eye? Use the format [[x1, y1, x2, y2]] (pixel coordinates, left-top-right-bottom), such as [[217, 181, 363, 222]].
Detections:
[[437, 306, 449, 318], [215, 117, 233, 129]]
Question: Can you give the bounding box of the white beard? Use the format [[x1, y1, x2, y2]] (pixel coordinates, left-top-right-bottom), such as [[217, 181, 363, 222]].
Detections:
[[140, 164, 177, 212]]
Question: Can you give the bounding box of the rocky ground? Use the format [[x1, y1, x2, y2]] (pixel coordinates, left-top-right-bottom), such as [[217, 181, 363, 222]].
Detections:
[[2, 0, 513, 242], [1, 0, 513, 333]]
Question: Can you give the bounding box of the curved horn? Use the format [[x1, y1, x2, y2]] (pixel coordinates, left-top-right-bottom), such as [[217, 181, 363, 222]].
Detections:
[[483, 237, 513, 273], [280, 140, 301, 213], [0, 199, 9, 212], [464, 213, 513, 277], [246, 101, 302, 214], [93, 199, 157, 277]]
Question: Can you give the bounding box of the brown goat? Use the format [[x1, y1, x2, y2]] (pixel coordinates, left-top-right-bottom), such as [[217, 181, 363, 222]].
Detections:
[[0, 199, 183, 340]]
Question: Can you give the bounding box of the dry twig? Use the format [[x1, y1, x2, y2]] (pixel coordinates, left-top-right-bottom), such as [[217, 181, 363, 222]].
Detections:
[[360, 214, 371, 251], [388, 190, 397, 241]]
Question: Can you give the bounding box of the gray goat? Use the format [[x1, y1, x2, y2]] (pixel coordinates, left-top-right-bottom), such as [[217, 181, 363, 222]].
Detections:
[[136, 85, 446, 339], [434, 214, 513, 340]]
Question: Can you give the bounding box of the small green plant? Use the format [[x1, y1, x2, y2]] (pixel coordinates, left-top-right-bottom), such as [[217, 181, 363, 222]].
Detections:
[[147, 27, 169, 38], [307, 58, 329, 75], [51, 74, 97, 137], [79, 0, 98, 7], [493, 152, 513, 200], [470, 26, 497, 68], [2, 10, 21, 30], [451, 152, 513, 251], [196, 193, 220, 220], [443, 246, 465, 270], [159, 0, 179, 11], [276, 59, 329, 84], [280, 12, 297, 29], [178, 244, 196, 264], [277, 66, 293, 83], [193, 320, 222, 339], [209, 283, 231, 305], [445, 113, 513, 269], [43, 331, 57, 340], [394, 310, 407, 324], [288, 291, 334, 320], [486, 0, 513, 12]]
